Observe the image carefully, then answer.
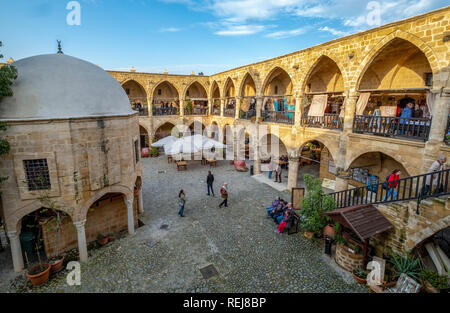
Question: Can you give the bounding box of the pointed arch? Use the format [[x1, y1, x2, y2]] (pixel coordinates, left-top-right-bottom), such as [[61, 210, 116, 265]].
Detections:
[[355, 29, 440, 89], [183, 81, 208, 100], [151, 80, 180, 100], [210, 80, 221, 99], [301, 55, 345, 93], [261, 66, 295, 96], [238, 72, 258, 98], [223, 77, 236, 98]]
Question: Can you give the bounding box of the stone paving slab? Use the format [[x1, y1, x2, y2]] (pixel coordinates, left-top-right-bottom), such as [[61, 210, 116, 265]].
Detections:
[[0, 156, 365, 293]]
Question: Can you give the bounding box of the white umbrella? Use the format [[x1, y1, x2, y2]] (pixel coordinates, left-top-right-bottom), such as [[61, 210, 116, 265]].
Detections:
[[166, 135, 203, 155], [202, 138, 226, 150], [151, 136, 178, 148]]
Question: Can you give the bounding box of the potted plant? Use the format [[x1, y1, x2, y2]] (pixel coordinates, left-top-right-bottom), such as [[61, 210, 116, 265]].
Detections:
[[352, 267, 368, 284], [24, 246, 51, 286], [385, 252, 421, 288], [97, 232, 108, 246], [300, 174, 336, 238], [323, 221, 336, 239], [420, 269, 449, 293]]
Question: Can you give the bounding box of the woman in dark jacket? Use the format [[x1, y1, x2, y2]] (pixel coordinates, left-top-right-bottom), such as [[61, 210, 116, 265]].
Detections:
[[178, 190, 186, 217]]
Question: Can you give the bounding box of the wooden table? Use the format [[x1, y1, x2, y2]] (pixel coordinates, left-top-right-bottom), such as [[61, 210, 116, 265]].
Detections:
[[176, 161, 187, 171], [207, 160, 217, 167]]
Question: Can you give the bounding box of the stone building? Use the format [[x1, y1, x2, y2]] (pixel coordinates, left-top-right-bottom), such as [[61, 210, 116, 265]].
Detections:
[[0, 53, 143, 272], [108, 6, 450, 254]]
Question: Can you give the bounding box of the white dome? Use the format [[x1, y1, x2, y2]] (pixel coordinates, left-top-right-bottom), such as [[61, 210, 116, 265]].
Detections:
[[0, 54, 136, 121]]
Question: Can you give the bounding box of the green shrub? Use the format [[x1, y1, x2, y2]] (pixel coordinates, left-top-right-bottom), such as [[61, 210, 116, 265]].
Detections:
[[420, 269, 449, 290], [389, 253, 422, 280], [300, 174, 336, 235]]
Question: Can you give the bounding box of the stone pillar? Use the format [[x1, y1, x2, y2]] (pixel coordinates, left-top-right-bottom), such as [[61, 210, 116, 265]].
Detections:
[[294, 95, 302, 127], [287, 156, 300, 190], [256, 96, 263, 120], [208, 98, 213, 115], [220, 98, 225, 117], [147, 96, 153, 117], [342, 91, 359, 133], [7, 231, 24, 272], [423, 89, 450, 172], [73, 220, 88, 262], [179, 98, 185, 117], [138, 188, 144, 214], [126, 199, 135, 235], [235, 97, 240, 120]]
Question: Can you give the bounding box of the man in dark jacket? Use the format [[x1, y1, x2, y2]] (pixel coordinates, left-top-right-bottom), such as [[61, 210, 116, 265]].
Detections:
[[207, 171, 215, 196]]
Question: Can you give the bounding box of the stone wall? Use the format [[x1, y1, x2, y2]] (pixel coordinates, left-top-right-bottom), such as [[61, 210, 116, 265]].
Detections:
[[41, 193, 138, 257], [335, 244, 364, 272]]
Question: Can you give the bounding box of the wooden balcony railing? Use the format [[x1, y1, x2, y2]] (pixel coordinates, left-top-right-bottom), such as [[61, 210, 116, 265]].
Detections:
[[261, 110, 294, 124], [301, 114, 343, 130], [353, 115, 431, 141]]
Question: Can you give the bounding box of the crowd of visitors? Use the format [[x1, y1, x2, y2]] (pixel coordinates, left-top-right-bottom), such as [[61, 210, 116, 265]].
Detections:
[[265, 197, 295, 234]]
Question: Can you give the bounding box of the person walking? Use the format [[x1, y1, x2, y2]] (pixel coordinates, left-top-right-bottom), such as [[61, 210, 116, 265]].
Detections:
[[275, 163, 282, 183], [422, 155, 447, 196], [383, 170, 401, 201], [268, 158, 273, 179], [219, 183, 229, 208], [207, 171, 215, 196], [178, 190, 186, 217]]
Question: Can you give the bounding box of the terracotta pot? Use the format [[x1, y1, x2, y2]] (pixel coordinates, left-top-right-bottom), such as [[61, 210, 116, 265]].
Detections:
[[26, 264, 51, 286], [304, 231, 315, 240], [422, 281, 439, 293], [97, 237, 108, 246], [352, 271, 367, 284], [49, 256, 65, 274], [323, 224, 335, 238]]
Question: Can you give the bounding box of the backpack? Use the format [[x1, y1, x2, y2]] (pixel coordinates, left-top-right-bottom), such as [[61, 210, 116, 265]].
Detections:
[[382, 174, 392, 190]]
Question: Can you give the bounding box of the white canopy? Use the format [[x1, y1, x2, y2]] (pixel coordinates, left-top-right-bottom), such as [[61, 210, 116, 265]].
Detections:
[[165, 135, 226, 155], [151, 136, 178, 148]]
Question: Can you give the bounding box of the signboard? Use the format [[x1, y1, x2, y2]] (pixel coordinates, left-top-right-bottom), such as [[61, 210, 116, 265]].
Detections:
[[328, 160, 336, 175], [380, 106, 397, 117], [291, 188, 305, 211], [350, 168, 369, 183]]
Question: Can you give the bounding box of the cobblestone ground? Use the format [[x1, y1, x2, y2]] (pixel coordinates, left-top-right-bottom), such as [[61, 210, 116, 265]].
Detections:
[[1, 156, 365, 293]]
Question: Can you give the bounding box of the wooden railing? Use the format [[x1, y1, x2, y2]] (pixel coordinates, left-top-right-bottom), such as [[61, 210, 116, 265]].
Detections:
[[239, 110, 256, 120], [152, 107, 179, 116], [353, 115, 431, 141], [328, 169, 450, 210], [261, 110, 294, 124], [224, 108, 236, 117], [301, 114, 343, 130]]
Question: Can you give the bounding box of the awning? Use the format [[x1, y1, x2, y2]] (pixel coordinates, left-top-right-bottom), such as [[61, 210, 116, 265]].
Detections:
[[324, 204, 393, 241]]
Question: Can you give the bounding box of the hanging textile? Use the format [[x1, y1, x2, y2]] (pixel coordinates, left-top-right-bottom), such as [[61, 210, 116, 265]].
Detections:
[[426, 91, 436, 116], [308, 95, 328, 116], [263, 97, 269, 111], [273, 99, 278, 111], [355, 92, 371, 115]]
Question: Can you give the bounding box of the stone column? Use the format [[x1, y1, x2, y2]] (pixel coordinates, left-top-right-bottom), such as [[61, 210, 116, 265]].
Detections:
[[126, 199, 135, 235], [253, 127, 262, 175], [342, 91, 359, 133], [235, 97, 240, 120], [287, 156, 300, 190], [423, 89, 450, 172], [179, 98, 185, 117], [73, 220, 88, 262], [147, 96, 153, 117], [7, 231, 24, 272], [294, 95, 302, 127], [208, 98, 213, 115], [138, 188, 144, 214], [220, 98, 225, 117], [256, 96, 263, 120]]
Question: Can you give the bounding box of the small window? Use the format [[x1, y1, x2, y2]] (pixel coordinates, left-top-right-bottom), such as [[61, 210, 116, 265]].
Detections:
[[158, 89, 162, 95], [425, 73, 433, 87], [186, 90, 190, 97], [126, 88, 130, 95], [274, 85, 278, 94], [24, 159, 51, 191], [134, 140, 140, 163]]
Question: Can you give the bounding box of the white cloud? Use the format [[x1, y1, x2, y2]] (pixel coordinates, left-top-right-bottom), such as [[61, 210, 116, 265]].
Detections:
[[318, 26, 350, 37], [215, 24, 265, 36], [266, 27, 308, 39], [159, 27, 182, 32]]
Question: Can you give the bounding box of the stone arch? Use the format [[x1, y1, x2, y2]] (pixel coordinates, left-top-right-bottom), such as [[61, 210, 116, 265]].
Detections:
[[301, 54, 347, 93], [223, 77, 236, 98], [151, 80, 181, 101], [154, 121, 178, 138], [345, 149, 415, 177], [354, 29, 440, 89], [261, 65, 296, 96], [78, 185, 133, 221], [259, 132, 289, 160], [182, 80, 209, 100], [296, 137, 339, 166], [7, 199, 75, 233], [238, 72, 260, 98], [121, 79, 147, 101], [210, 80, 221, 99], [410, 221, 450, 252]]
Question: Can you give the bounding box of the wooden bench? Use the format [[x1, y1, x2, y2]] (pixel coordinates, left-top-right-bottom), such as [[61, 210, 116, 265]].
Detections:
[[176, 161, 187, 171]]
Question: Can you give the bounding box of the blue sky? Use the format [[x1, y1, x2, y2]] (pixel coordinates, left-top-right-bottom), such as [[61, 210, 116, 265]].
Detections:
[[1, 0, 448, 75]]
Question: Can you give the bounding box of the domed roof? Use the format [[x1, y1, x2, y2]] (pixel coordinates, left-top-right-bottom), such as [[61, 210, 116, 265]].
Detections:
[[0, 54, 136, 121]]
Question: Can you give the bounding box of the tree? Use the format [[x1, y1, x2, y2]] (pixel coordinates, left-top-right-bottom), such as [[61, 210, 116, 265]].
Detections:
[[0, 41, 18, 183]]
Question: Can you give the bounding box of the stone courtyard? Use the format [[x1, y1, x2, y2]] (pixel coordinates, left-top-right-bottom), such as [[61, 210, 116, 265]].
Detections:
[[0, 156, 365, 293]]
